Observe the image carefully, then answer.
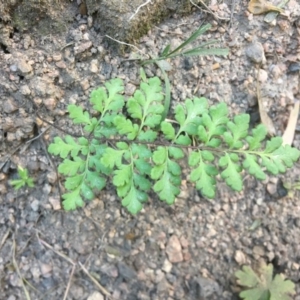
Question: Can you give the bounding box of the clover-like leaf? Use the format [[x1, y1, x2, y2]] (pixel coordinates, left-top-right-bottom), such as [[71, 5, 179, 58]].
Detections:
[[236, 264, 295, 300]]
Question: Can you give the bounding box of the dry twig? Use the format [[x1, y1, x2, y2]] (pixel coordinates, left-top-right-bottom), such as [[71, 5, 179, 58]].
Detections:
[[12, 237, 31, 300], [129, 0, 152, 21]]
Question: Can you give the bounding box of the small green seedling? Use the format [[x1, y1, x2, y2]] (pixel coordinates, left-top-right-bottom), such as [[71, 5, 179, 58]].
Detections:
[[142, 23, 229, 65], [235, 263, 295, 300], [10, 166, 34, 190], [283, 180, 300, 197]]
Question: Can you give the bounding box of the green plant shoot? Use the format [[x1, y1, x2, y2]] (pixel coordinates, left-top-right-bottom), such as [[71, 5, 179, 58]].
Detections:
[[10, 166, 35, 190]]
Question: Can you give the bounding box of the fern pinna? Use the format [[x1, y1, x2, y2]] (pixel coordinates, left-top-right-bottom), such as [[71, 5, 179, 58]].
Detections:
[[48, 76, 300, 214]]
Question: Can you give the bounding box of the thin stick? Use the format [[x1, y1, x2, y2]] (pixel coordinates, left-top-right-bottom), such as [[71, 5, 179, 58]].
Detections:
[[229, 0, 237, 27], [38, 238, 75, 265], [62, 264, 76, 300], [12, 237, 31, 300], [25, 126, 51, 144], [190, 0, 230, 21], [105, 35, 145, 55], [0, 229, 10, 250], [129, 0, 152, 21], [78, 262, 113, 299]]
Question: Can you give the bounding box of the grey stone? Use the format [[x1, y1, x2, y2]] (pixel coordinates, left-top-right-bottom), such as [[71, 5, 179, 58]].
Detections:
[[117, 261, 137, 280], [30, 199, 40, 212], [166, 235, 183, 263], [87, 291, 104, 300], [3, 97, 18, 113], [246, 41, 266, 64], [17, 59, 33, 74]]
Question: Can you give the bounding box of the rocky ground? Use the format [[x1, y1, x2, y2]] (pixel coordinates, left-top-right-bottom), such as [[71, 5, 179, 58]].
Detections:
[[1, 0, 300, 299]]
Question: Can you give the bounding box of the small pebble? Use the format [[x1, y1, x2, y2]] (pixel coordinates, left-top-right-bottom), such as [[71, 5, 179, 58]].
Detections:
[[246, 41, 266, 64]]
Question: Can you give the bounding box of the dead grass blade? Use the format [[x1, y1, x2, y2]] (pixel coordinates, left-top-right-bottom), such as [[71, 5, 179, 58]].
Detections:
[[0, 229, 10, 250], [282, 101, 300, 145], [12, 237, 31, 300], [256, 74, 276, 136], [62, 264, 76, 300], [78, 262, 114, 299]]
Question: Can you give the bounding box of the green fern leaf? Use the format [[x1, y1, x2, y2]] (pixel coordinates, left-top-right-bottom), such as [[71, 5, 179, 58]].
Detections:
[[121, 186, 145, 214], [134, 159, 152, 175], [271, 144, 300, 168], [199, 102, 228, 145], [58, 157, 85, 176], [161, 121, 176, 140], [65, 174, 84, 190], [219, 153, 243, 191], [133, 173, 151, 190], [113, 165, 131, 187], [246, 124, 267, 150], [114, 115, 139, 139], [90, 78, 124, 113], [137, 130, 157, 142], [101, 148, 124, 169], [104, 78, 125, 111], [68, 104, 91, 124], [131, 144, 152, 159], [264, 137, 282, 153], [151, 165, 165, 179], [151, 147, 181, 203], [224, 114, 249, 149], [175, 97, 208, 135], [189, 150, 217, 198], [62, 188, 84, 210], [48, 136, 89, 159], [168, 147, 184, 159], [81, 182, 94, 200], [152, 146, 167, 164], [86, 170, 106, 189], [127, 76, 164, 129], [153, 172, 180, 204], [243, 154, 266, 180], [175, 135, 191, 145], [127, 97, 143, 119], [261, 144, 300, 175]]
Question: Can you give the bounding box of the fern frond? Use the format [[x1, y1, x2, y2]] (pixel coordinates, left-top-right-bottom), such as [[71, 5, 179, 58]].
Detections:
[[48, 75, 300, 214]]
